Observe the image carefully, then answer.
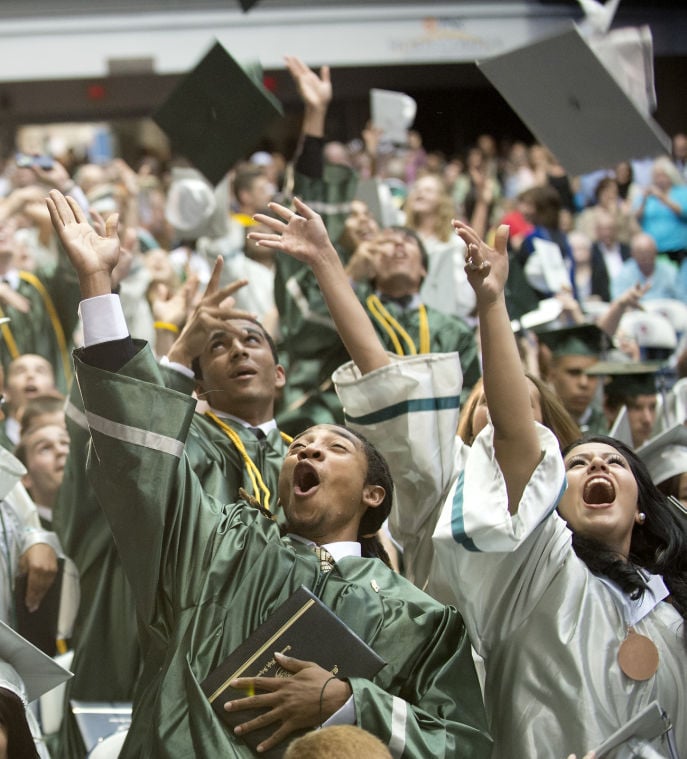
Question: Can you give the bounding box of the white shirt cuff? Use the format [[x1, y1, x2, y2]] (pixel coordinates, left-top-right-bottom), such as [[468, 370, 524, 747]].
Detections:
[[79, 294, 129, 347], [159, 354, 195, 379], [322, 695, 356, 727]]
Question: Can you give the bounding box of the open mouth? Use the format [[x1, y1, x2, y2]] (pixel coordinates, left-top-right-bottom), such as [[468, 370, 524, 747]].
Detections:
[[293, 461, 320, 496], [231, 367, 256, 380], [583, 476, 615, 506]]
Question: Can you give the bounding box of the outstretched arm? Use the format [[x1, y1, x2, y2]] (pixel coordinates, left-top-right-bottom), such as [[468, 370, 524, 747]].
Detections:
[[455, 220, 540, 511], [46, 189, 120, 298], [250, 197, 390, 374], [285, 56, 331, 140], [596, 282, 648, 338]]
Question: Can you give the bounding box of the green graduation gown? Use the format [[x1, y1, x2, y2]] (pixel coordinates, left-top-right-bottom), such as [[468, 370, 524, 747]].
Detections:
[[54, 378, 144, 758], [55, 347, 290, 756], [0, 260, 80, 394], [74, 344, 492, 759], [358, 290, 480, 404]]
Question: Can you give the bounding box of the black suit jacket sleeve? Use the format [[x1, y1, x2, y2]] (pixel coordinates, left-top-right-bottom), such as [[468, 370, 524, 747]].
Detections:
[[77, 336, 138, 373]]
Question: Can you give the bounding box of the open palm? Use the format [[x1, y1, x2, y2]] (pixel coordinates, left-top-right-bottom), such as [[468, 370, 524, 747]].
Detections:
[[284, 56, 332, 110], [47, 189, 120, 281], [453, 220, 510, 305]]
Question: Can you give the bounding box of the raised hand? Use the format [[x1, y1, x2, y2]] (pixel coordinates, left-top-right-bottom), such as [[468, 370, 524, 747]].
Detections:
[[452, 219, 510, 306], [344, 239, 379, 283], [46, 189, 120, 299], [224, 652, 351, 752], [166, 257, 253, 369], [249, 198, 336, 271], [284, 56, 332, 112], [151, 276, 200, 331]]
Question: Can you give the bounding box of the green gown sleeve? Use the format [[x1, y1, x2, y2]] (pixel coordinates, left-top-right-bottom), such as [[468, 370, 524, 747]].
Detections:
[[54, 363, 143, 756]]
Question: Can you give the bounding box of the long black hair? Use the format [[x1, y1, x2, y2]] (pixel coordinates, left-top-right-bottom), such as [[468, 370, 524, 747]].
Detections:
[[0, 687, 40, 758], [562, 435, 687, 631]]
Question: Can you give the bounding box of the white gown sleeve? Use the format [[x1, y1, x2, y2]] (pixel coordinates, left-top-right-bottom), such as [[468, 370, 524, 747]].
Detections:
[[432, 422, 570, 653], [333, 353, 464, 592]]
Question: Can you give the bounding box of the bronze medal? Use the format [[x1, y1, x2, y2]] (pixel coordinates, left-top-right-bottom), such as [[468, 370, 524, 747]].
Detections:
[[618, 626, 659, 681]]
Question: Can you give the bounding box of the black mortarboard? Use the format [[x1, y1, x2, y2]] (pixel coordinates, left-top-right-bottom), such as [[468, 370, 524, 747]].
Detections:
[[153, 41, 283, 185], [477, 25, 670, 176], [536, 323, 607, 358], [587, 361, 662, 397]]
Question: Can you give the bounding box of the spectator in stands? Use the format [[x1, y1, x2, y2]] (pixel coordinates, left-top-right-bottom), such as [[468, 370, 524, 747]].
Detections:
[[611, 231, 683, 301], [634, 156, 687, 264]]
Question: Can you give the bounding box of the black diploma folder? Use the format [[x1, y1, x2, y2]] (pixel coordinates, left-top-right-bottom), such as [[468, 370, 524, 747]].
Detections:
[[14, 557, 64, 656], [201, 585, 385, 757]]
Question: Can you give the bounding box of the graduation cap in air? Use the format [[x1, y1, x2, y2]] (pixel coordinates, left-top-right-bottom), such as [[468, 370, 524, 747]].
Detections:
[[536, 323, 608, 358], [0, 620, 72, 704], [153, 41, 283, 185], [637, 424, 687, 486], [477, 24, 670, 176], [586, 360, 662, 398]]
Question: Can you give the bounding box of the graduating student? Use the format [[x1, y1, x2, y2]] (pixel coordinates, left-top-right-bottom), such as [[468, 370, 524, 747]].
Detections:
[[47, 193, 491, 757], [536, 324, 609, 435], [429, 228, 687, 756], [591, 362, 662, 450], [0, 446, 60, 626], [51, 222, 291, 757], [0, 216, 77, 395], [347, 226, 481, 404]]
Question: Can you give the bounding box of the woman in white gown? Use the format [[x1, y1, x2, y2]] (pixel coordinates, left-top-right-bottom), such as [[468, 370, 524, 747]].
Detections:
[[429, 223, 686, 758]]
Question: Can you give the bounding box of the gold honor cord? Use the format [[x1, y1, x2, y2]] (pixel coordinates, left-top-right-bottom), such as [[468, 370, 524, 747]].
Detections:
[[366, 294, 430, 355], [204, 412, 293, 511], [0, 306, 20, 359], [0, 273, 73, 385]]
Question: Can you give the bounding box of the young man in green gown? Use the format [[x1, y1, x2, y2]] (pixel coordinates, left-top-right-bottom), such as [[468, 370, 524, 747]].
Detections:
[[54, 240, 291, 758]]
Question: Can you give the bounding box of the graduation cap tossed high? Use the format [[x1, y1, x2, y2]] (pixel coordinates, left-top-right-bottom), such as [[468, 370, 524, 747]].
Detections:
[[637, 424, 687, 487], [153, 41, 283, 186], [477, 24, 670, 176], [0, 620, 72, 704], [536, 323, 608, 358]]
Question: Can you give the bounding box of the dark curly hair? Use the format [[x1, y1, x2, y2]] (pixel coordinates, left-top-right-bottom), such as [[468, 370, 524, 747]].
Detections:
[[275, 425, 394, 568], [338, 426, 394, 568]]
